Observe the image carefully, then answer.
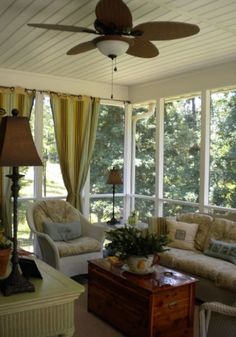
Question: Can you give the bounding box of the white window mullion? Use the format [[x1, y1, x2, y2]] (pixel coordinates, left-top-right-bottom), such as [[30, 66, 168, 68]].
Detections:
[[155, 98, 164, 216], [34, 92, 44, 200], [123, 102, 132, 221], [199, 90, 211, 213]]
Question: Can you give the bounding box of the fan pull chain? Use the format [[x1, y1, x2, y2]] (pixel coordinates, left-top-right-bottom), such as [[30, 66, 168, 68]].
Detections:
[[110, 57, 118, 99], [111, 58, 114, 99], [114, 58, 117, 72]]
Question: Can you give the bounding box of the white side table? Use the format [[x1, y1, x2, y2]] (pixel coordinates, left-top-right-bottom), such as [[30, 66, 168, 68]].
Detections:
[[0, 259, 84, 337]]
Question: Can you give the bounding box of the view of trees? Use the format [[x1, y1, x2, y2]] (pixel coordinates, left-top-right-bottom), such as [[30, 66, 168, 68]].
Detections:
[[90, 91, 236, 221], [133, 106, 156, 221], [164, 97, 201, 215], [210, 90, 236, 208], [42, 97, 65, 197], [90, 103, 125, 222], [17, 89, 236, 248]]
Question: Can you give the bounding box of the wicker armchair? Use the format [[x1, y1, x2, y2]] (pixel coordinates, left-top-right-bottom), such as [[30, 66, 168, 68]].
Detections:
[[26, 200, 106, 276], [199, 301, 236, 337]]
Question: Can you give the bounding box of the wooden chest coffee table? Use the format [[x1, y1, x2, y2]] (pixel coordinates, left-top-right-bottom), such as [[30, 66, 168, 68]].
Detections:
[[88, 259, 197, 337]]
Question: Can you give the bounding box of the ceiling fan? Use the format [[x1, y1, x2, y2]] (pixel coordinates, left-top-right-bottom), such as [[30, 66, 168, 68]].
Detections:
[[28, 0, 200, 60]]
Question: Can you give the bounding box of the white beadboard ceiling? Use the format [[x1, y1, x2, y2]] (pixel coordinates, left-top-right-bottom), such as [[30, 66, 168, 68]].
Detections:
[[0, 0, 236, 87]]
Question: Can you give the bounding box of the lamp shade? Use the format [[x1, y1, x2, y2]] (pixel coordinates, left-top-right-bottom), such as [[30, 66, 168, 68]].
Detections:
[[96, 36, 132, 58], [97, 39, 129, 57], [0, 113, 42, 167], [107, 168, 123, 185]]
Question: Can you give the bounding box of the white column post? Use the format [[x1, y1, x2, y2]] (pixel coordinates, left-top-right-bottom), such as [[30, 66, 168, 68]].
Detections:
[[123, 102, 132, 221], [155, 98, 164, 216], [199, 90, 211, 213]]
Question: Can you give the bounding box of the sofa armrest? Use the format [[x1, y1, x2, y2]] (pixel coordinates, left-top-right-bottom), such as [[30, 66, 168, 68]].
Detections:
[[148, 216, 170, 235]]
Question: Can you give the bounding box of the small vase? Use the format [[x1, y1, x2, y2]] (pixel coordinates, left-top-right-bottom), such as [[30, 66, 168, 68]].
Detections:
[[126, 255, 154, 274], [0, 248, 11, 278]]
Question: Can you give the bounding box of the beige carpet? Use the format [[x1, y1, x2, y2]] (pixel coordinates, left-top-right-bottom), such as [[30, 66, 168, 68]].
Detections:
[[73, 285, 200, 337]]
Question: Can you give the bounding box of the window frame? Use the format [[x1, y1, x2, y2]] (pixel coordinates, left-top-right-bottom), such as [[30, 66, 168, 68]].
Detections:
[[19, 87, 236, 225]]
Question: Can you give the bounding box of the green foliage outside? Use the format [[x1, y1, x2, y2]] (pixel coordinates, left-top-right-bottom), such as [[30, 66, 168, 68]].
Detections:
[[18, 96, 66, 249], [90, 104, 125, 222], [134, 107, 156, 196], [210, 91, 236, 208], [16, 91, 236, 248], [133, 106, 156, 221], [164, 97, 201, 212]]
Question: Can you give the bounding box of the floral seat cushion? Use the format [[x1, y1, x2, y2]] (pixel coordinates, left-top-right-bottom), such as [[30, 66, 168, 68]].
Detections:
[[55, 237, 101, 257], [159, 247, 236, 292]]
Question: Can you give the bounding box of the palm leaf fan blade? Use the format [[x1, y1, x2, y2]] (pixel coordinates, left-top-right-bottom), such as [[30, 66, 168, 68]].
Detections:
[[95, 0, 132, 30], [126, 38, 159, 58], [67, 40, 96, 55], [132, 21, 200, 41]]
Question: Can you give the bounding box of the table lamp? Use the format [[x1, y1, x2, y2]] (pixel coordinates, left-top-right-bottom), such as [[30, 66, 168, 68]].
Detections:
[[0, 109, 42, 296], [107, 167, 122, 225]]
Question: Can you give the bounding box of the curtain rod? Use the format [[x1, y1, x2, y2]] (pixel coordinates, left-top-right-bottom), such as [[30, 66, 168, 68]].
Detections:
[[0, 85, 131, 104]]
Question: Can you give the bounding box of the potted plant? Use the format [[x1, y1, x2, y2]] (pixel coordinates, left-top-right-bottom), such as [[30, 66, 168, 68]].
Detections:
[[0, 228, 12, 277], [105, 226, 169, 274]]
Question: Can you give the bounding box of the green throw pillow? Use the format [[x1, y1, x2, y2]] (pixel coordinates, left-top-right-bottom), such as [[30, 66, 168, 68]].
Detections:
[[204, 239, 236, 265], [43, 222, 81, 241]]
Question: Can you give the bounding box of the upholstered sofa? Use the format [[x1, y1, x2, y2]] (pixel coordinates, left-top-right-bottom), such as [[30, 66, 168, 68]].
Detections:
[[27, 200, 106, 276], [148, 213, 236, 305]]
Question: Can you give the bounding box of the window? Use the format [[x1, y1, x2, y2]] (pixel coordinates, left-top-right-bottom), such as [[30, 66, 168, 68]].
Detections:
[[17, 87, 236, 250], [163, 202, 198, 216], [132, 104, 156, 220], [18, 94, 66, 251], [134, 106, 156, 196], [42, 96, 65, 197], [90, 103, 125, 222], [164, 96, 201, 208], [209, 90, 236, 208]]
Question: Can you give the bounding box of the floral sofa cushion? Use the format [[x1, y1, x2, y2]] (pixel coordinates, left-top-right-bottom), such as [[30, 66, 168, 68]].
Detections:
[[159, 247, 236, 293], [204, 218, 236, 250]]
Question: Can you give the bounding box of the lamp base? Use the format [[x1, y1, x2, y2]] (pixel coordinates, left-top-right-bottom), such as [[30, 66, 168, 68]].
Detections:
[[1, 268, 35, 296], [107, 217, 120, 226]]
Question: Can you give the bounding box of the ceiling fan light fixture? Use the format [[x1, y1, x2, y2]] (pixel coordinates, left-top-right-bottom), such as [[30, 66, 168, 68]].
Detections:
[[96, 37, 130, 58]]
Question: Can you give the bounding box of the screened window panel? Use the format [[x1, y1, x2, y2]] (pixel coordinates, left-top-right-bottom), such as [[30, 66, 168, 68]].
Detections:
[[90, 196, 123, 223], [163, 97, 201, 203], [90, 103, 125, 195], [42, 96, 66, 197], [209, 90, 236, 208], [134, 106, 156, 196]]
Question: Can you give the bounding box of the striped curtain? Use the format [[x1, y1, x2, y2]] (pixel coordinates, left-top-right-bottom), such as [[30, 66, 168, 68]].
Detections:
[[50, 94, 100, 211], [0, 87, 35, 236]]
